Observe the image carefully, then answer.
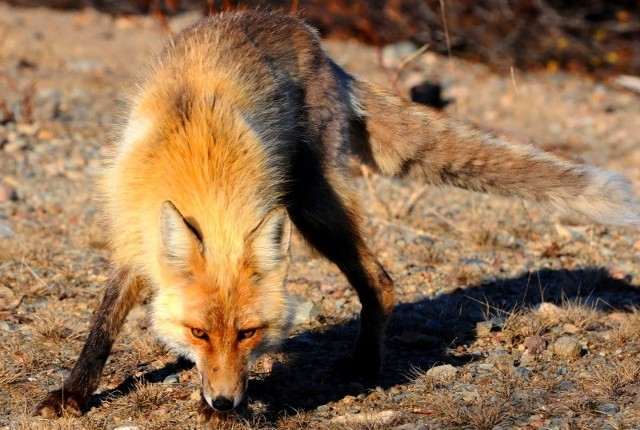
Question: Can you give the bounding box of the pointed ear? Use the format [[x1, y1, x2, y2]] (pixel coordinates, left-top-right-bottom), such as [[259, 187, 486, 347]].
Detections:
[[249, 207, 291, 273], [159, 201, 203, 273]]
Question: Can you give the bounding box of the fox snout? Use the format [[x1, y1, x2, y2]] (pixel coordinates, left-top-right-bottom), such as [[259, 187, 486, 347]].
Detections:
[[198, 364, 248, 412]]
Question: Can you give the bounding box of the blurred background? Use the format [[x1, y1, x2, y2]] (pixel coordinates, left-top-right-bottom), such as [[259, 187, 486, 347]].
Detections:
[[2, 0, 639, 77]]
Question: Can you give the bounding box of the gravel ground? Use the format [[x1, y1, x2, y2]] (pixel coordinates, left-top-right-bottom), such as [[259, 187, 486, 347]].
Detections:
[[1, 5, 639, 430]]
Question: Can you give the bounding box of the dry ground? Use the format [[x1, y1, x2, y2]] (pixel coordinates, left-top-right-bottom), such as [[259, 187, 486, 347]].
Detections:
[[1, 5, 639, 430]]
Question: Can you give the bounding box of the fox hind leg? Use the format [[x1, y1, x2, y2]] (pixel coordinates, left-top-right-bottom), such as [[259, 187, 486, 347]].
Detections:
[[34, 265, 142, 418], [287, 171, 394, 381]]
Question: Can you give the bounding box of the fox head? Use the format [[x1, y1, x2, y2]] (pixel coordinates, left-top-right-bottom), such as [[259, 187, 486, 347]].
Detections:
[[151, 200, 292, 411]]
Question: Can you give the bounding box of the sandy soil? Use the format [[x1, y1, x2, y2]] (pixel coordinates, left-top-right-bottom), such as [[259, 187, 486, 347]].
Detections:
[[1, 5, 639, 430]]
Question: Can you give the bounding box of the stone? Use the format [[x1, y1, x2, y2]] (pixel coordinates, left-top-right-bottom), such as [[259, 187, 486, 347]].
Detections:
[[523, 335, 547, 354], [553, 336, 582, 358], [426, 364, 458, 380]]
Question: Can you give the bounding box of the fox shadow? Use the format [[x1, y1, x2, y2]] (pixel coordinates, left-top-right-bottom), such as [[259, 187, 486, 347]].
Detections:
[[92, 267, 639, 421], [246, 266, 639, 420]]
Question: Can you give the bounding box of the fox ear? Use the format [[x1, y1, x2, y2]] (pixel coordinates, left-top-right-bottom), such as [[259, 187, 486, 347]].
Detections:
[[249, 207, 291, 273], [159, 201, 203, 272]]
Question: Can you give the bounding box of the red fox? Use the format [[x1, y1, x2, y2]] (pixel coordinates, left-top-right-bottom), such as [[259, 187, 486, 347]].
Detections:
[[35, 10, 639, 421]]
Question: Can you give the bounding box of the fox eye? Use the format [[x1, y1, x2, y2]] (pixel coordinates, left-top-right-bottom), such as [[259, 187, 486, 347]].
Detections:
[[237, 328, 257, 341], [191, 327, 208, 340]]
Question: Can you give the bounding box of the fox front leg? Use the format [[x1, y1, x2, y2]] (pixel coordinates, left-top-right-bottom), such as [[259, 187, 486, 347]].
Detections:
[[34, 266, 141, 418]]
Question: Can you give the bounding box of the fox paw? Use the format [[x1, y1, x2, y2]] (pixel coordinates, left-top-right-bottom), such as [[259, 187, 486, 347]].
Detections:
[[33, 389, 86, 419]]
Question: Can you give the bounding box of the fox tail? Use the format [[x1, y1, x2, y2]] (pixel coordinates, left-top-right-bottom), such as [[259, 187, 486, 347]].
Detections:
[[349, 80, 640, 226]]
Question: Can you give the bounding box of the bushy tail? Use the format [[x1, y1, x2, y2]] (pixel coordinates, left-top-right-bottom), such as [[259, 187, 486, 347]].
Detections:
[[349, 81, 640, 226]]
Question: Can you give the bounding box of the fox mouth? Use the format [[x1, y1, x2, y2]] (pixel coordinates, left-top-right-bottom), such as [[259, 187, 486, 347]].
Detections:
[[205, 394, 236, 412], [201, 378, 247, 412]]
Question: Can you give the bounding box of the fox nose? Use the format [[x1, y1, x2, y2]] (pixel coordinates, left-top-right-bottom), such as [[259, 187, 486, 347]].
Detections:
[[211, 396, 234, 412]]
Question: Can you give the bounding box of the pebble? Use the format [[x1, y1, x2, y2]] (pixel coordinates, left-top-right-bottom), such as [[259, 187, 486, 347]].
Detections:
[[513, 366, 532, 379], [113, 426, 140, 430], [426, 364, 458, 380], [0, 184, 18, 202], [597, 403, 620, 415], [330, 410, 400, 426], [553, 336, 582, 358], [0, 322, 14, 332], [557, 380, 572, 391], [394, 424, 428, 430], [382, 41, 418, 64], [523, 335, 547, 354], [476, 320, 493, 336], [162, 374, 179, 384], [291, 296, 318, 324], [519, 351, 536, 367], [316, 404, 331, 413], [16, 122, 40, 137], [67, 59, 106, 73], [0, 222, 15, 238]]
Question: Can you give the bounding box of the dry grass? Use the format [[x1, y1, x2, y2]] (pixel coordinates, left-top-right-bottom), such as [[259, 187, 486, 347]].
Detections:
[[611, 307, 640, 345], [430, 392, 506, 430], [583, 361, 640, 400]]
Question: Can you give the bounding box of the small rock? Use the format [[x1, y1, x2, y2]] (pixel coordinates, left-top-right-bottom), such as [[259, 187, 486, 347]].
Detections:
[[513, 366, 532, 379], [382, 41, 418, 64], [523, 335, 547, 354], [162, 374, 179, 384], [113, 427, 140, 430], [597, 403, 619, 415], [0, 184, 18, 202], [0, 321, 14, 332], [0, 222, 15, 238], [537, 302, 562, 323], [553, 336, 582, 358], [330, 410, 400, 426], [563, 323, 579, 334], [67, 59, 105, 73], [519, 351, 536, 367], [394, 424, 428, 430], [476, 321, 493, 336], [490, 316, 506, 328], [557, 380, 572, 391], [555, 223, 589, 240], [478, 363, 496, 373], [426, 364, 458, 380], [16, 122, 40, 137], [291, 296, 318, 325], [316, 404, 331, 413]]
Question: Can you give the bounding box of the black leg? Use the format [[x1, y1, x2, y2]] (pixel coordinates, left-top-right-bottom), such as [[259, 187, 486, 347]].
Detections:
[[34, 266, 142, 417], [287, 176, 394, 380]]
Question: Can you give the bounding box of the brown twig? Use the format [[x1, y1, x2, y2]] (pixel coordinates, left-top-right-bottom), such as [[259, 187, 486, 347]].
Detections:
[[390, 43, 430, 91], [0, 95, 16, 125], [20, 82, 36, 124]]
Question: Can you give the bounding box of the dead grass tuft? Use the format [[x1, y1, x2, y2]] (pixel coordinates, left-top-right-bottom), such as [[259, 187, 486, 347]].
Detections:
[[430, 392, 506, 430], [611, 307, 640, 346], [32, 316, 74, 344], [584, 361, 640, 400], [0, 364, 24, 388], [501, 307, 548, 343], [108, 380, 171, 418]]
